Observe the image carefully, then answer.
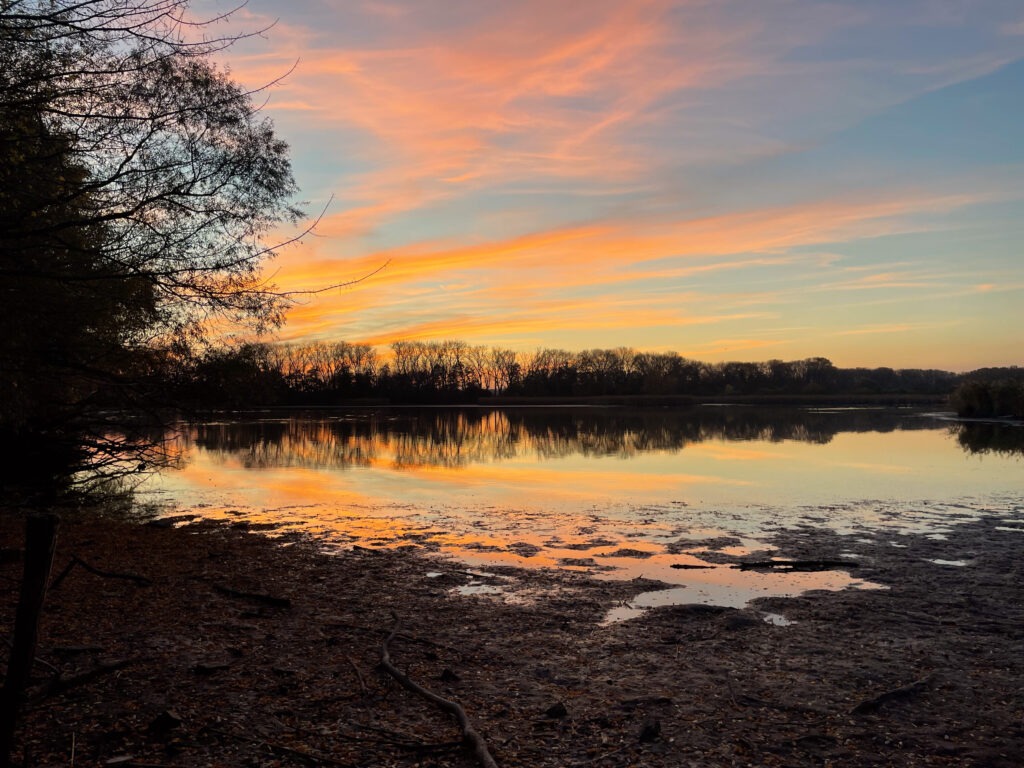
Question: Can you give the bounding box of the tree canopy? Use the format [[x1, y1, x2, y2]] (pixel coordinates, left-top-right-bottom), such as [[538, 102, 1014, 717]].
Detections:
[[0, 0, 303, 497]]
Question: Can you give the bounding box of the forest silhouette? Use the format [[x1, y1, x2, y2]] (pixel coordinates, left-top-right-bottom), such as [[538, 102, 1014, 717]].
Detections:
[[0, 2, 305, 761], [177, 339, 1023, 413]]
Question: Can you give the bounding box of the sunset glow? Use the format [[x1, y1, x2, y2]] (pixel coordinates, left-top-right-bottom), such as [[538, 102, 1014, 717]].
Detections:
[[147, 410, 1024, 586], [204, 0, 1023, 370]]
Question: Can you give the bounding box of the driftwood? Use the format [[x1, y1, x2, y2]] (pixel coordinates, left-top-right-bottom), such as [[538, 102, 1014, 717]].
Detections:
[[733, 559, 858, 572], [212, 584, 291, 607], [379, 617, 499, 768], [851, 675, 934, 715], [50, 554, 152, 589]]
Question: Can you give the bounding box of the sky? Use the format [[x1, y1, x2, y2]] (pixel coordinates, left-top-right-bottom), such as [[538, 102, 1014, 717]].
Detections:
[[199, 0, 1023, 370]]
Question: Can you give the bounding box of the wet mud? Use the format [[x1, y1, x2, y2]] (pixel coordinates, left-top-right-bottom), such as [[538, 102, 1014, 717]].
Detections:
[[2, 509, 1022, 766]]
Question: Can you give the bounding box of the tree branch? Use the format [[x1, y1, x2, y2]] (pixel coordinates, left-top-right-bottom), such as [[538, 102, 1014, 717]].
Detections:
[[378, 616, 499, 768]]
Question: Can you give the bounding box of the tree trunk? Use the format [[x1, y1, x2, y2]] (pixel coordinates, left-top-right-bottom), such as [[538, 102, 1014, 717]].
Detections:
[[0, 514, 59, 768]]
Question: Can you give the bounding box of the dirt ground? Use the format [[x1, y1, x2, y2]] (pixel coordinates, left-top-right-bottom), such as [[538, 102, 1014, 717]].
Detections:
[[2, 508, 1023, 767]]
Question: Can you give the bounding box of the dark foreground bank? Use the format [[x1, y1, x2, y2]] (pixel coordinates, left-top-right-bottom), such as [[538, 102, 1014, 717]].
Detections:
[[2, 510, 1022, 767]]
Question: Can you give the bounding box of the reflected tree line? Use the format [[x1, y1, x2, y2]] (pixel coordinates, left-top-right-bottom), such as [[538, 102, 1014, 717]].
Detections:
[[176, 407, 988, 471], [954, 423, 1024, 456], [176, 340, 1009, 406]]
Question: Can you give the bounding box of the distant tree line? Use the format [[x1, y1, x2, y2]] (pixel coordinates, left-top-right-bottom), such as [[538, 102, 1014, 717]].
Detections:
[[174, 339, 1020, 407], [950, 379, 1024, 419]]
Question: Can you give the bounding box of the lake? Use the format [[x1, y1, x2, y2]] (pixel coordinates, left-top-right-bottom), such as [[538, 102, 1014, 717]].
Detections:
[[143, 406, 1024, 611]]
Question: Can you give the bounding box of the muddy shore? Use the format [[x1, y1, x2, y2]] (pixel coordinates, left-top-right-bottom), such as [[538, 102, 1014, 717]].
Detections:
[[2, 509, 1022, 767]]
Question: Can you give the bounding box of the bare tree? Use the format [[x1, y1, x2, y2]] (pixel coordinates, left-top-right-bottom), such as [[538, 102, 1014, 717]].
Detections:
[[0, 3, 308, 761], [1, 0, 307, 487]]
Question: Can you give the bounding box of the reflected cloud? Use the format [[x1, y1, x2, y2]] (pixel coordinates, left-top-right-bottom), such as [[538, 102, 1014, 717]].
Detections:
[[144, 406, 1023, 598]]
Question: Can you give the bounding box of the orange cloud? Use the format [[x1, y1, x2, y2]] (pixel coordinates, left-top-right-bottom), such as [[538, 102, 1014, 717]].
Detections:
[[264, 186, 986, 346], [836, 321, 961, 337], [203, 2, 1023, 369], [217, 0, 776, 242]]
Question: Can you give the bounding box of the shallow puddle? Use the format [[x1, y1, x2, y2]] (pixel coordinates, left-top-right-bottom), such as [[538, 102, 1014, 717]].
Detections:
[[598, 565, 882, 624]]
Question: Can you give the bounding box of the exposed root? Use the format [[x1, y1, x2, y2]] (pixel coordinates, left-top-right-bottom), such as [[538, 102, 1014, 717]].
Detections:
[[379, 616, 499, 768], [50, 555, 151, 589]]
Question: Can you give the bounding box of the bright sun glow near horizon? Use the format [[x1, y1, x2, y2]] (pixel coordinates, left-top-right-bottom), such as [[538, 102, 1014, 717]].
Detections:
[[200, 0, 1023, 372]]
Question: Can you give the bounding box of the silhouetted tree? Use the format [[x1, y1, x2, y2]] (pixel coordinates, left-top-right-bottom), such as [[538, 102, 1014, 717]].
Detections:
[[0, 2, 303, 761], [1, 0, 302, 490]]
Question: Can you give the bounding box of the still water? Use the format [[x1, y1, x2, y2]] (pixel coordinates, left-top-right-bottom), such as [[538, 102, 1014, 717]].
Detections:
[[143, 407, 1023, 610]]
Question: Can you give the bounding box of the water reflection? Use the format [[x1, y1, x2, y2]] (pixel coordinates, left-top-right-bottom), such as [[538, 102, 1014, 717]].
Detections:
[[177, 406, 945, 471], [955, 422, 1024, 456], [146, 406, 1023, 616]]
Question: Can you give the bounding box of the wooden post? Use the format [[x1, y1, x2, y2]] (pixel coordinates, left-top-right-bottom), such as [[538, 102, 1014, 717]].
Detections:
[[0, 514, 59, 768]]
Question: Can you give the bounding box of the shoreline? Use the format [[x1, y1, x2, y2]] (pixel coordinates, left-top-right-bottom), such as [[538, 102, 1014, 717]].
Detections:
[[3, 509, 1023, 766]]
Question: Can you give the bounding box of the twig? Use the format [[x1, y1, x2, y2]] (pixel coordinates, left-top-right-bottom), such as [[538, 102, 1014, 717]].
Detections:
[[205, 725, 352, 766], [574, 744, 628, 766], [31, 659, 134, 702], [2, 636, 59, 674], [345, 655, 368, 696], [379, 616, 499, 768], [212, 584, 291, 607], [338, 722, 462, 753], [851, 674, 934, 715], [50, 555, 152, 589]]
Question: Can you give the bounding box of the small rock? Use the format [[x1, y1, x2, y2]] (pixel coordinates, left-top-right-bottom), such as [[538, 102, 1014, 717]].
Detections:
[[192, 661, 231, 675], [723, 613, 762, 631], [147, 709, 182, 735], [545, 702, 568, 719], [638, 719, 661, 743]]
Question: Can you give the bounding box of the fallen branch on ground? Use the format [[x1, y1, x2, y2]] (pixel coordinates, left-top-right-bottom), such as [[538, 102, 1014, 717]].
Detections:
[[379, 616, 499, 768], [851, 674, 935, 715], [31, 658, 134, 702], [50, 555, 152, 589], [670, 563, 714, 569], [212, 584, 291, 607], [3, 636, 58, 674], [734, 559, 858, 572], [338, 721, 463, 753], [205, 725, 352, 766], [345, 655, 368, 696]]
